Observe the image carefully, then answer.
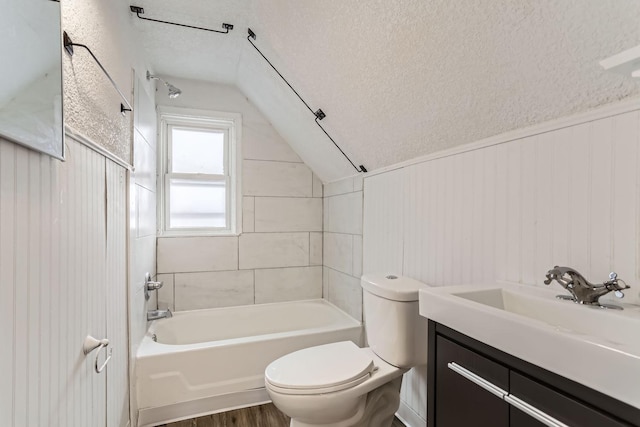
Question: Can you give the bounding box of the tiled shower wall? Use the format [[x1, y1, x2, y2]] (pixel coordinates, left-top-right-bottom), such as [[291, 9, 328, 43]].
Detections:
[[363, 103, 640, 424], [128, 75, 158, 425], [322, 176, 365, 321], [156, 80, 323, 311]]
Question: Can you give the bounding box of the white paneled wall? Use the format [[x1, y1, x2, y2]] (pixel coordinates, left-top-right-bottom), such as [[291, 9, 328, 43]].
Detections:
[[129, 75, 158, 427], [0, 136, 129, 427], [156, 81, 323, 311], [323, 176, 365, 321], [106, 162, 129, 427], [363, 106, 640, 424]]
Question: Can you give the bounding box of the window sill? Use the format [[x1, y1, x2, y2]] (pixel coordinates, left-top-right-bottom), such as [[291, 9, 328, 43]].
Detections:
[[158, 229, 241, 238]]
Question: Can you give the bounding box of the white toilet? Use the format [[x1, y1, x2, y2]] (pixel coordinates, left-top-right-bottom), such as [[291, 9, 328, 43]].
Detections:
[[265, 274, 430, 427]]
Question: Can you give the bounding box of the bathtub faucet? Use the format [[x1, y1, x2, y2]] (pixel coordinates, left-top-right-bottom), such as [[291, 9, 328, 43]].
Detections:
[[147, 308, 172, 321]]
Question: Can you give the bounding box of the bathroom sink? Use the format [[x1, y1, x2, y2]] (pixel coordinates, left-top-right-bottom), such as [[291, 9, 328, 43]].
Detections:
[[419, 284, 640, 409]]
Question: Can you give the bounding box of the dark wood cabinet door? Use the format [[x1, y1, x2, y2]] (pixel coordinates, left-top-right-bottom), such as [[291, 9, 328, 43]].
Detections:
[[435, 336, 509, 427], [510, 372, 630, 427]]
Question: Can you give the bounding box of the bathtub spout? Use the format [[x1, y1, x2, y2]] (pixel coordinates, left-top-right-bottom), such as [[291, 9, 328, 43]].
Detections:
[[147, 308, 172, 321]]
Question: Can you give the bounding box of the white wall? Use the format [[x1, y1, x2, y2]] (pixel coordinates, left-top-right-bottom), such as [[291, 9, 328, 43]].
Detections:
[[322, 176, 365, 320], [362, 99, 640, 425], [155, 79, 323, 310], [0, 136, 129, 427], [0, 0, 158, 425], [128, 75, 158, 426]]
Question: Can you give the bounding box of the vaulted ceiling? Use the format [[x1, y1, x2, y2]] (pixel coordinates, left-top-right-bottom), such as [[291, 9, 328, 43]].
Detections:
[[130, 0, 640, 182]]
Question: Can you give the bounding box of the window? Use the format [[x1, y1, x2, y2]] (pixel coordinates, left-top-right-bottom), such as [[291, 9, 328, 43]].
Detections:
[[158, 107, 241, 235]]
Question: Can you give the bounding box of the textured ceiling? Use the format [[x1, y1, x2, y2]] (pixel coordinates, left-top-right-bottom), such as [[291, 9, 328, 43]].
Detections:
[[130, 0, 640, 182]]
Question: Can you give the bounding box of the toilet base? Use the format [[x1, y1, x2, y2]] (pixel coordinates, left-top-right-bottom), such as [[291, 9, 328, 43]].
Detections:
[[289, 377, 403, 427]]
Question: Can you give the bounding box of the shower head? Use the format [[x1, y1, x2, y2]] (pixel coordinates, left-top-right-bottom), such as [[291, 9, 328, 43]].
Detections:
[[166, 83, 182, 99], [146, 71, 182, 99]]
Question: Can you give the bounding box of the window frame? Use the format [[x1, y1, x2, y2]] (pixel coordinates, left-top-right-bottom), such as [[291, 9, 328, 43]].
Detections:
[[157, 106, 242, 236]]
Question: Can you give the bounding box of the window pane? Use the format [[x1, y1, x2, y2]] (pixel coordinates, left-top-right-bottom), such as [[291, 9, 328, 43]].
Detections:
[[171, 128, 224, 174], [169, 178, 226, 228]]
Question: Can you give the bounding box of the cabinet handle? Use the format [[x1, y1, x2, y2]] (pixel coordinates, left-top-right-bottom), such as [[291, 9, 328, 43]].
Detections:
[[447, 362, 507, 399], [505, 394, 569, 427]]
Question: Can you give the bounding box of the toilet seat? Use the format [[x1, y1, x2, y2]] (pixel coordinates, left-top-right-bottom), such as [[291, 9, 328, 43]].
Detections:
[[265, 341, 375, 396]]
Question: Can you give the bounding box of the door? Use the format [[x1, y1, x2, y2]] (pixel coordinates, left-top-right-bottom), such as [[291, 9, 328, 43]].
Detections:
[[509, 372, 628, 427], [435, 336, 509, 427]]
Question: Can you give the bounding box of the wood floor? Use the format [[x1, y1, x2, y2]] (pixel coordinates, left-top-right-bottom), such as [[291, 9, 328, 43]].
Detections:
[[162, 403, 406, 427]]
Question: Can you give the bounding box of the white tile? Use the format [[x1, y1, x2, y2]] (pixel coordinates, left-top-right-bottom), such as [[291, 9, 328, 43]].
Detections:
[[328, 269, 362, 321], [243, 121, 301, 162], [312, 174, 323, 198], [323, 197, 329, 230], [157, 236, 238, 273], [254, 197, 322, 232], [324, 177, 354, 197], [326, 191, 363, 234], [133, 235, 157, 293], [130, 287, 149, 353], [133, 130, 156, 192], [310, 232, 323, 266], [156, 273, 174, 311], [353, 235, 363, 278], [137, 185, 156, 238], [243, 160, 312, 197], [243, 196, 255, 232], [175, 270, 254, 311], [324, 233, 353, 275], [239, 233, 309, 269], [323, 267, 329, 298], [255, 266, 322, 304], [135, 82, 157, 151]]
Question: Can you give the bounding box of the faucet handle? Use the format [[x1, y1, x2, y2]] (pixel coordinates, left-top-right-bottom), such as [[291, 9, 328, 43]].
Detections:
[[609, 272, 618, 281]]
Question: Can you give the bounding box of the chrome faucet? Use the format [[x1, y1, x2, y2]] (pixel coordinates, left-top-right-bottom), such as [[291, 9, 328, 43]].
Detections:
[[147, 308, 172, 321], [144, 272, 172, 320], [544, 266, 630, 310]]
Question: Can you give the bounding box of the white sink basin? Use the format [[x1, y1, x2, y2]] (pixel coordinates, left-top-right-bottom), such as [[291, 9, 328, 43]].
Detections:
[[419, 283, 640, 409]]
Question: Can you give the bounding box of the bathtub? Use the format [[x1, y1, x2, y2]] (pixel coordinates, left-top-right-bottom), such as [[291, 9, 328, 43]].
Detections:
[[136, 299, 363, 426]]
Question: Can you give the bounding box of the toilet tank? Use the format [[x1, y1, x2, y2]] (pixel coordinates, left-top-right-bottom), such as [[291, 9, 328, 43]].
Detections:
[[361, 274, 430, 368]]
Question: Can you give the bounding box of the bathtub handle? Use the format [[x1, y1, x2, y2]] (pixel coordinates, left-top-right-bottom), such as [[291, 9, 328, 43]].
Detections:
[[83, 335, 112, 373], [145, 272, 163, 301]]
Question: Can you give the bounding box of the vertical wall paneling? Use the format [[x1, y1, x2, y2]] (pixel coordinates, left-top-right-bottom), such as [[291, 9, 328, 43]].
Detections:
[[362, 169, 404, 275], [106, 161, 130, 427], [520, 136, 537, 285], [534, 132, 554, 286], [1, 136, 129, 426], [363, 107, 640, 424], [14, 147, 28, 427], [589, 119, 613, 279], [0, 142, 16, 426], [611, 112, 638, 288]]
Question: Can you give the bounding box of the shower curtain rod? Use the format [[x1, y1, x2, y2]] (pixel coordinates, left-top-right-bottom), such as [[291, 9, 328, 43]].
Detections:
[[246, 28, 367, 173], [129, 6, 234, 34]]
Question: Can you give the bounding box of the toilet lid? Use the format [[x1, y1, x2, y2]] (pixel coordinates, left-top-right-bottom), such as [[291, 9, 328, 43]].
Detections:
[[265, 341, 374, 392]]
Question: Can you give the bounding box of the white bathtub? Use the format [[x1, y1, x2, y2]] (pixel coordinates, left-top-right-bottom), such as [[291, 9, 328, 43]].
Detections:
[[136, 299, 363, 426]]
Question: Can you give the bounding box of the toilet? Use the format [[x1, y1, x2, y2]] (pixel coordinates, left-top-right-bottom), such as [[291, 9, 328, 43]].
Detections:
[[265, 274, 430, 427]]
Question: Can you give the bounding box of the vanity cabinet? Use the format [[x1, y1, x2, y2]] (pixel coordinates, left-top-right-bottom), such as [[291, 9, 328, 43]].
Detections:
[[428, 321, 640, 427]]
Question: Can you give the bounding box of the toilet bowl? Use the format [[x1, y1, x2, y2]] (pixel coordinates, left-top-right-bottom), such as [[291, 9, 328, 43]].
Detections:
[[265, 275, 430, 427]]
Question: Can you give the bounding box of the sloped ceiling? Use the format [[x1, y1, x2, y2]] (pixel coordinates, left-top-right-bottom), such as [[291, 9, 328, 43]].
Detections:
[[130, 0, 640, 182]]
